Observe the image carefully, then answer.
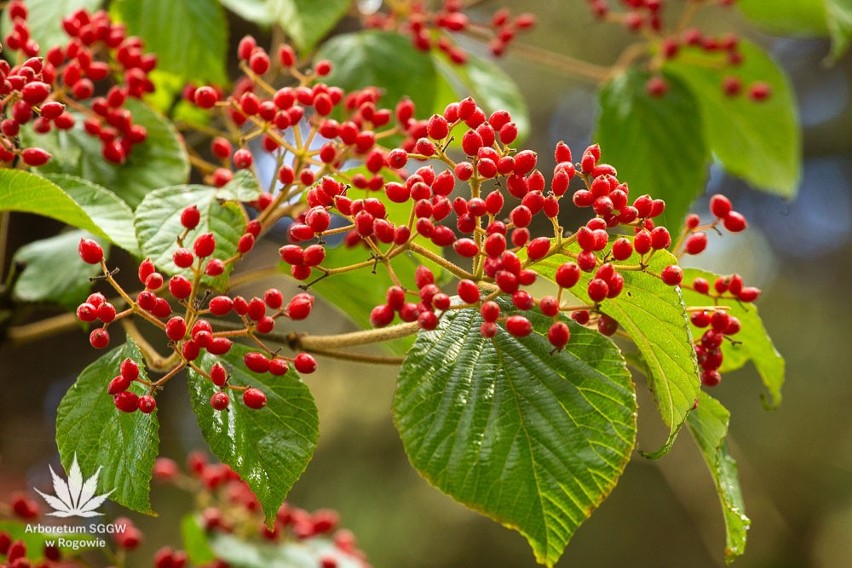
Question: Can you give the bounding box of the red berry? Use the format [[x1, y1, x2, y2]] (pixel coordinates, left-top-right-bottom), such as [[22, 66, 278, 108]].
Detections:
[[588, 278, 609, 302], [77, 302, 98, 322], [661, 265, 684, 286], [505, 315, 532, 337], [269, 358, 290, 376], [193, 86, 219, 109], [244, 352, 270, 373], [701, 369, 722, 386], [137, 395, 157, 414], [555, 262, 580, 288], [597, 314, 618, 336], [243, 387, 267, 409], [21, 147, 52, 166], [210, 362, 228, 387], [684, 233, 708, 255], [180, 205, 200, 230], [89, 328, 110, 349], [169, 275, 193, 299], [194, 233, 216, 257], [97, 302, 116, 323], [165, 316, 187, 341], [547, 321, 571, 350], [748, 82, 771, 102], [114, 391, 139, 413], [526, 237, 550, 261], [457, 279, 480, 304], [650, 226, 671, 250], [646, 76, 668, 97], [709, 194, 732, 218], [294, 352, 317, 374], [78, 238, 104, 264], [287, 293, 314, 320], [173, 247, 194, 268], [723, 211, 747, 232]]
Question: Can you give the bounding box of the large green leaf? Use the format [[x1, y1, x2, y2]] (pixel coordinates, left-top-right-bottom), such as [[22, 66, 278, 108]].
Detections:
[[188, 344, 319, 524], [595, 69, 709, 228], [31, 99, 190, 208], [112, 0, 227, 85], [12, 230, 105, 310], [687, 392, 750, 564], [434, 53, 531, 142], [315, 30, 439, 114], [55, 338, 159, 514], [736, 0, 829, 36], [42, 174, 139, 255], [681, 268, 784, 408], [825, 0, 852, 60], [394, 306, 636, 567], [665, 40, 800, 198], [0, 170, 106, 238], [536, 247, 700, 443], [219, 0, 350, 53], [0, 0, 101, 52], [133, 184, 245, 287]]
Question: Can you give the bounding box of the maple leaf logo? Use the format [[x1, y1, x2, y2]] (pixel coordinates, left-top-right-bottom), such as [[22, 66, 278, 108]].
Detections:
[[34, 454, 115, 518]]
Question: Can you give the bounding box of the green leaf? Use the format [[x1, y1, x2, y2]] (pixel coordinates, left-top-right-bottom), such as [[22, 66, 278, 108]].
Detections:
[[681, 268, 784, 408], [435, 53, 531, 142], [55, 337, 159, 514], [133, 184, 245, 287], [687, 392, 750, 564], [181, 514, 217, 565], [111, 0, 227, 85], [825, 0, 852, 60], [595, 69, 710, 228], [42, 174, 140, 255], [219, 0, 350, 53], [536, 247, 700, 442], [665, 40, 800, 198], [188, 343, 319, 524], [394, 305, 636, 567], [31, 99, 190, 208], [736, 0, 829, 36], [218, 169, 263, 202], [0, 0, 101, 53], [12, 231, 104, 310], [315, 31, 439, 114], [0, 170, 104, 236]]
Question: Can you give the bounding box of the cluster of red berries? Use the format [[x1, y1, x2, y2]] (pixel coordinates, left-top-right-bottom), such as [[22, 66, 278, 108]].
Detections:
[[1, 2, 155, 167], [154, 454, 371, 568], [0, 531, 55, 568], [363, 0, 535, 61], [678, 193, 748, 257], [580, 0, 770, 101], [76, 203, 319, 413]]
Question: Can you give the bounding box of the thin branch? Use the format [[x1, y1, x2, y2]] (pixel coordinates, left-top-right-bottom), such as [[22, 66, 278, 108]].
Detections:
[[287, 322, 420, 351]]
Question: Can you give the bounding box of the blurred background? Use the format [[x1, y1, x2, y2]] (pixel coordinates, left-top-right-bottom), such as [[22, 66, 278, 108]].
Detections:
[[1, 1, 851, 566]]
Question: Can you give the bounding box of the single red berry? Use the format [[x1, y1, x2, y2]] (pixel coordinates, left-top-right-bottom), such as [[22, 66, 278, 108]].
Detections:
[[205, 259, 225, 276], [194, 233, 216, 257], [555, 262, 580, 289], [597, 314, 618, 336], [723, 211, 747, 232], [526, 237, 551, 261], [457, 279, 480, 304], [709, 194, 732, 218], [269, 358, 290, 376], [89, 328, 110, 349], [78, 238, 104, 264], [210, 391, 229, 410], [370, 304, 395, 327], [210, 362, 228, 387], [661, 265, 684, 286], [701, 369, 722, 386], [611, 238, 633, 261], [21, 147, 52, 166], [748, 82, 771, 102], [77, 302, 98, 322], [97, 302, 116, 323], [294, 352, 317, 374], [547, 321, 571, 350], [505, 315, 532, 337], [587, 278, 609, 302], [172, 247, 194, 268], [646, 76, 668, 97], [165, 316, 188, 341], [684, 233, 708, 255], [243, 387, 267, 409], [180, 205, 201, 229], [650, 226, 671, 250], [137, 395, 157, 414], [114, 391, 139, 413], [209, 295, 233, 315], [722, 76, 742, 96], [169, 275, 193, 299], [287, 293, 314, 320], [249, 50, 271, 74], [244, 352, 270, 373], [193, 86, 219, 109]]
